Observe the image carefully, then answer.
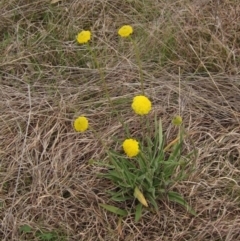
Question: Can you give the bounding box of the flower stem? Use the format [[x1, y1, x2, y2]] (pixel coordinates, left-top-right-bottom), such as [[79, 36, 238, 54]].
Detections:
[[86, 43, 113, 108], [89, 126, 109, 152], [86, 43, 129, 135], [130, 37, 144, 95]]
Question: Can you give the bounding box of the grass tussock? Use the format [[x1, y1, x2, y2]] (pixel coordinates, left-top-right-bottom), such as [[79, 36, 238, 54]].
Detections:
[[1, 0, 240, 240]]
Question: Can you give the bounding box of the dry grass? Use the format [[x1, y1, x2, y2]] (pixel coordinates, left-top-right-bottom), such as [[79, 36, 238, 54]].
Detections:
[[1, 0, 240, 240]]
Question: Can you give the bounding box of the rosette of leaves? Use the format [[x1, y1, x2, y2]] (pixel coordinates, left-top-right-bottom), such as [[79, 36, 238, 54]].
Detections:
[[98, 116, 196, 222]]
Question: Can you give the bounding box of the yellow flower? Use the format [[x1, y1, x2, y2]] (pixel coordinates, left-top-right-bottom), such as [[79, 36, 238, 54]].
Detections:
[[74, 116, 89, 132], [131, 95, 152, 115], [172, 115, 182, 126], [118, 25, 133, 37], [134, 187, 148, 207], [76, 30, 91, 44], [122, 138, 139, 158]]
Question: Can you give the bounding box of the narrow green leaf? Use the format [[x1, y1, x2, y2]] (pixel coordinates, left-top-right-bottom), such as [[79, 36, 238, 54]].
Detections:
[[168, 142, 181, 162], [123, 169, 136, 187], [152, 117, 164, 167], [144, 175, 153, 188], [109, 155, 123, 169], [163, 159, 180, 179], [111, 196, 131, 202], [135, 203, 142, 222], [115, 181, 133, 188], [152, 151, 164, 173], [136, 173, 146, 182], [109, 151, 137, 169], [108, 190, 132, 202], [145, 136, 154, 158], [99, 204, 128, 217], [138, 152, 148, 170], [145, 193, 158, 211], [148, 187, 156, 198], [158, 119, 163, 151], [102, 170, 123, 181], [168, 191, 196, 216]]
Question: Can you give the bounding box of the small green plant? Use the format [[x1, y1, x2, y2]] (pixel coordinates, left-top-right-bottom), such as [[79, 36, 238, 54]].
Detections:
[[97, 116, 196, 222], [74, 25, 196, 222]]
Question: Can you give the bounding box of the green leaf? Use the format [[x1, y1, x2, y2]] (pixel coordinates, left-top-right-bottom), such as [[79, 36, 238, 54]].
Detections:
[[158, 119, 163, 151], [99, 204, 128, 217], [123, 169, 136, 187], [145, 193, 158, 211], [152, 117, 163, 155], [111, 196, 131, 202], [144, 174, 153, 188], [168, 191, 196, 216], [168, 142, 182, 162], [145, 136, 154, 158], [162, 160, 179, 178], [109, 155, 123, 169], [137, 153, 147, 170], [135, 203, 142, 222], [19, 224, 32, 233], [148, 187, 156, 198], [136, 173, 146, 182], [102, 170, 123, 181], [108, 190, 132, 202], [151, 117, 165, 169]]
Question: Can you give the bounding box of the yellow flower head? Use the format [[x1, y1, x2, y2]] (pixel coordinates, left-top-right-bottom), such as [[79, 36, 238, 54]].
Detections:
[[118, 25, 133, 37], [74, 116, 89, 132], [76, 30, 91, 44], [172, 115, 182, 126], [131, 95, 152, 115], [122, 138, 139, 158]]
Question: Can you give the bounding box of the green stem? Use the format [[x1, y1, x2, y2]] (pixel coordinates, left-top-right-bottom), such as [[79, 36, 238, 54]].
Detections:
[[130, 37, 144, 95], [86, 43, 129, 135], [86, 43, 113, 108], [89, 126, 109, 152]]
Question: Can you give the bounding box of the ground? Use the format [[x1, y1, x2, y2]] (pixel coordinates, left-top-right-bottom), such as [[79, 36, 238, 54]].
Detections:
[[0, 0, 240, 240]]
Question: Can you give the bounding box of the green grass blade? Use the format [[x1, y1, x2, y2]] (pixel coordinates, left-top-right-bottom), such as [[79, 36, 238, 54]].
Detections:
[[158, 119, 163, 151], [135, 203, 143, 222], [145, 136, 154, 158], [151, 117, 164, 169], [145, 193, 158, 211], [138, 152, 148, 170], [168, 191, 196, 216], [99, 204, 128, 217], [111, 195, 131, 202], [168, 141, 181, 161], [101, 170, 124, 182], [162, 160, 179, 178]]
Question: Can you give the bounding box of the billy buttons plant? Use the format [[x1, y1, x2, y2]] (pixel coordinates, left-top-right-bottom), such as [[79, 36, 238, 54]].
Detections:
[[74, 25, 196, 222], [99, 95, 196, 222]]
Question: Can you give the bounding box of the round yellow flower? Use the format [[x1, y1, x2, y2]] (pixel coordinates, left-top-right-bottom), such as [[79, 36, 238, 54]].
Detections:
[[131, 95, 152, 115], [74, 116, 89, 132], [118, 25, 133, 37], [172, 115, 182, 126], [122, 139, 139, 158], [76, 30, 91, 44]]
